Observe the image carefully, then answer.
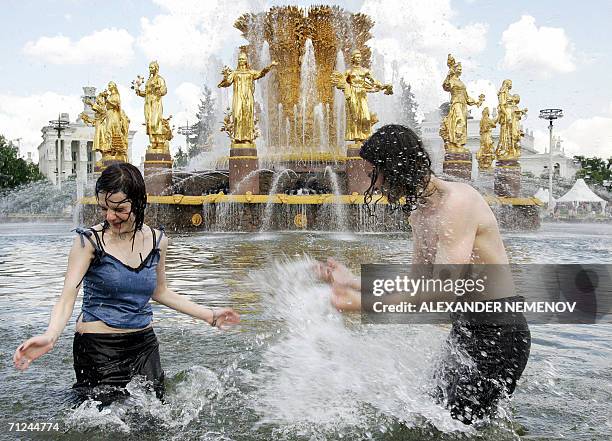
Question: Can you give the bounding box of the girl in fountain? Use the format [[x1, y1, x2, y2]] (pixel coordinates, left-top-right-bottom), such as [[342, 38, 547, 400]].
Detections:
[[13, 163, 239, 401], [316, 124, 531, 425]]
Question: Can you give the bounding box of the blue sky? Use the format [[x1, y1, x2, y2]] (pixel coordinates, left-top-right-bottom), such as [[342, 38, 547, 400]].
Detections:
[[1, 0, 611, 162]]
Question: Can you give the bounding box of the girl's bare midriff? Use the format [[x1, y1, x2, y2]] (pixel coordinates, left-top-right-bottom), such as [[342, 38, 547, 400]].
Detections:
[[76, 315, 151, 334]]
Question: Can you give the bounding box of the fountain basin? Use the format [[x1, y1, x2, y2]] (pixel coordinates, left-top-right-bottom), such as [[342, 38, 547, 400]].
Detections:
[[80, 194, 542, 232]]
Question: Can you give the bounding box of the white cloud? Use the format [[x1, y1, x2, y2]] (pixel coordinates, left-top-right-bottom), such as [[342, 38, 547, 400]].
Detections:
[[532, 129, 549, 154], [0, 92, 82, 161], [363, 0, 487, 56], [500, 15, 576, 78], [136, 0, 264, 69], [174, 82, 201, 120], [170, 82, 202, 155], [466, 79, 498, 116], [135, 0, 488, 114], [361, 0, 488, 112], [23, 28, 135, 66], [532, 103, 612, 158], [558, 116, 612, 159]]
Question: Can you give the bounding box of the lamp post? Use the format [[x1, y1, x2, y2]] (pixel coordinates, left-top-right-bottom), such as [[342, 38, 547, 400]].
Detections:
[[12, 138, 22, 156], [49, 114, 70, 190], [539, 109, 563, 214], [177, 120, 197, 158]]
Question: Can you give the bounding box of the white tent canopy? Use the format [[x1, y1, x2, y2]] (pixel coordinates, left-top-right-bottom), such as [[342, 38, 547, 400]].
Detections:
[[556, 179, 607, 211]]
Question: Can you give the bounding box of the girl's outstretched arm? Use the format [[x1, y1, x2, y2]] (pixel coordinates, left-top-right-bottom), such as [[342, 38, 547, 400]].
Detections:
[[151, 234, 240, 328], [13, 236, 93, 370]]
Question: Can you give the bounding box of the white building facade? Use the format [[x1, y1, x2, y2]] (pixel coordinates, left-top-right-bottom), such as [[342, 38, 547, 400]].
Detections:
[[520, 136, 579, 179]]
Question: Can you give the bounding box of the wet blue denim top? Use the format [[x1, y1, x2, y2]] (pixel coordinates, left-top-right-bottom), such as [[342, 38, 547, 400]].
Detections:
[[74, 226, 164, 329]]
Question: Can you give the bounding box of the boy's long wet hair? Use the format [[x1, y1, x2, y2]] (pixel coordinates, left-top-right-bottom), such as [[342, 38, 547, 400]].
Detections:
[[95, 163, 147, 249], [360, 124, 433, 214]]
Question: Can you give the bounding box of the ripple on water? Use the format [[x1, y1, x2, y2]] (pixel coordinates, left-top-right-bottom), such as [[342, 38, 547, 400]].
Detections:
[[0, 222, 610, 440]]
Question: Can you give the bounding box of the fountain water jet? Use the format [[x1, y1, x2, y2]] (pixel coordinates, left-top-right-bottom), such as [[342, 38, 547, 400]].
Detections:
[[260, 168, 298, 232], [324, 166, 350, 234]]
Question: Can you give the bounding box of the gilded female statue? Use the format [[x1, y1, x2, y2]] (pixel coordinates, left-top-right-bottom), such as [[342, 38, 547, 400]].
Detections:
[[439, 54, 484, 153], [496, 79, 513, 153], [476, 107, 497, 170], [81, 91, 109, 155], [217, 51, 277, 144], [497, 94, 527, 160], [134, 61, 167, 148], [105, 82, 130, 158], [332, 49, 393, 143]]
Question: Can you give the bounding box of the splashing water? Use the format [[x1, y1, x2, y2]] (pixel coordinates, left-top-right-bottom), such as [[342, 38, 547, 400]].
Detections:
[[65, 366, 226, 435], [245, 257, 475, 436], [324, 166, 351, 237], [334, 50, 346, 153], [300, 39, 317, 149], [260, 168, 298, 232]]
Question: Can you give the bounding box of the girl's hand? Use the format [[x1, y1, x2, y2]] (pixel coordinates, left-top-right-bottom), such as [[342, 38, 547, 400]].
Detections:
[[13, 334, 55, 371], [210, 308, 240, 329]]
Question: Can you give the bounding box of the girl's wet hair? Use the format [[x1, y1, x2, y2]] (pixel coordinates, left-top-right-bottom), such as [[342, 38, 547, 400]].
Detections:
[[360, 124, 433, 214], [95, 163, 147, 248]]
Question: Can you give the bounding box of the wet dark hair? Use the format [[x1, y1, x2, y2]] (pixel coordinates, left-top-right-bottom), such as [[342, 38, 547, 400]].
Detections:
[[360, 124, 434, 214], [95, 163, 147, 248]]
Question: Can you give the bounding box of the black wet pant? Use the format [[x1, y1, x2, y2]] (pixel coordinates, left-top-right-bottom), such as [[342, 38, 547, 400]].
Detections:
[[73, 327, 165, 402], [435, 307, 531, 425]]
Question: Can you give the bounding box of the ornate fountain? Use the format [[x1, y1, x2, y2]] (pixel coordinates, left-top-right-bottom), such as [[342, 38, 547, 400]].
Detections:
[[80, 5, 541, 231]]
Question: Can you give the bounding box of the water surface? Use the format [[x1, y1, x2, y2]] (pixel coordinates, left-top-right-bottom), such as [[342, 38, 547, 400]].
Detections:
[[0, 222, 610, 440]]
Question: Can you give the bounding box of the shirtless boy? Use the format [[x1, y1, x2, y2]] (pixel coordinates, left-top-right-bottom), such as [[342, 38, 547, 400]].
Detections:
[[318, 125, 531, 424]]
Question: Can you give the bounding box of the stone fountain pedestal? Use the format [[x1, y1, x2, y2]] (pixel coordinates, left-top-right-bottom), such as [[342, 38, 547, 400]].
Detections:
[[345, 142, 373, 194], [229, 141, 259, 194], [492, 158, 541, 230], [443, 151, 472, 180], [494, 159, 521, 197], [144, 148, 173, 196]]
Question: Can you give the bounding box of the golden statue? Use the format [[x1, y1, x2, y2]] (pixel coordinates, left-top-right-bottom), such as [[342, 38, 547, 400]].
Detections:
[[496, 79, 513, 154], [439, 54, 485, 153], [331, 49, 393, 143], [234, 6, 377, 152], [133, 61, 168, 151], [161, 115, 173, 143], [510, 95, 527, 148], [81, 91, 109, 162], [476, 107, 497, 170], [104, 81, 129, 161], [217, 51, 277, 145], [497, 94, 527, 160]]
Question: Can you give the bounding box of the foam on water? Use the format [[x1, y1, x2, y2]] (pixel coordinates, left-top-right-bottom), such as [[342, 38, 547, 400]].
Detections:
[[65, 366, 225, 434]]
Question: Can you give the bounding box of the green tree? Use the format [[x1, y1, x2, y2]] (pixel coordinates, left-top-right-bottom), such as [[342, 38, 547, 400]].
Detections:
[[189, 84, 216, 158], [173, 146, 188, 168], [399, 78, 421, 135], [573, 155, 612, 186], [0, 135, 45, 189]]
